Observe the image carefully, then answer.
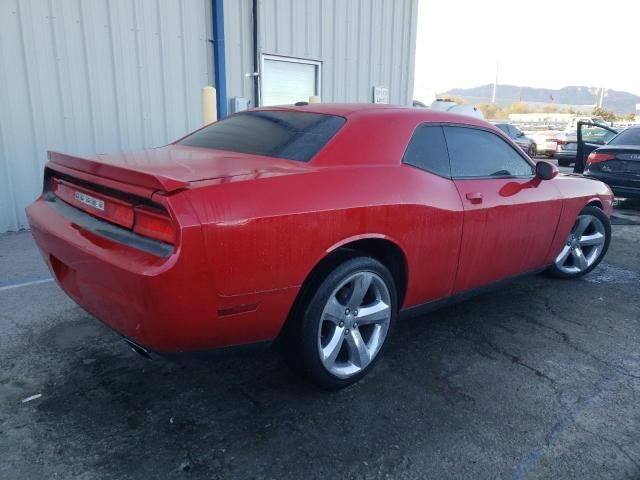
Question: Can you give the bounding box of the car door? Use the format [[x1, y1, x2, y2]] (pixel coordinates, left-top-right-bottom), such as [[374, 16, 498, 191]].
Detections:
[[443, 125, 563, 293], [574, 121, 619, 173]]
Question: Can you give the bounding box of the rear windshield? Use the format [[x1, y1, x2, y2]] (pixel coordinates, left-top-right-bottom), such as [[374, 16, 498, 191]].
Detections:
[[608, 128, 640, 146], [178, 111, 345, 162]]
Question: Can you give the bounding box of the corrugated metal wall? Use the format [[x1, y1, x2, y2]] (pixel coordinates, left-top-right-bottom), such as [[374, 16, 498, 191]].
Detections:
[[224, 0, 418, 109], [0, 0, 210, 232], [0, 0, 418, 232], [223, 0, 256, 106]]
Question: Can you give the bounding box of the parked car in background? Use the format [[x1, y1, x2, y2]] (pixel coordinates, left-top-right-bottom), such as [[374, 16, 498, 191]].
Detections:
[[555, 130, 578, 166], [555, 127, 618, 166], [524, 128, 559, 158], [566, 116, 608, 132], [429, 99, 485, 119], [494, 123, 537, 157], [26, 105, 614, 389], [583, 125, 640, 198]]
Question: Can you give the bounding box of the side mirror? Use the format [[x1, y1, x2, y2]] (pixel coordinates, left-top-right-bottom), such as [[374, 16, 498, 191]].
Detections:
[[535, 161, 558, 180], [517, 131, 525, 138]]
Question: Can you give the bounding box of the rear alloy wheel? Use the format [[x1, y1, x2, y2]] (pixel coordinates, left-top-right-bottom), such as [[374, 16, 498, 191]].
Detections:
[[318, 271, 392, 379], [548, 206, 611, 278], [286, 256, 397, 389]]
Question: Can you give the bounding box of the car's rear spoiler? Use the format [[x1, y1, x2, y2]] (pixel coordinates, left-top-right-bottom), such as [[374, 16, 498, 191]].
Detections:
[[48, 151, 189, 193]]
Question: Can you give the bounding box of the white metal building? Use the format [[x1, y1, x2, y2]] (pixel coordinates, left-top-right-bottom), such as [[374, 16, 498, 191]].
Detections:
[[0, 0, 418, 232]]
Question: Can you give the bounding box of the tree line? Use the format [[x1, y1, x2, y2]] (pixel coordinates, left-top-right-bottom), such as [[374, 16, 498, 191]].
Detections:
[[441, 96, 636, 122]]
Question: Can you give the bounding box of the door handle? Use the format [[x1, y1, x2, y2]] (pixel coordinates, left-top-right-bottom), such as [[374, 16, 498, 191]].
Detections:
[[465, 192, 483, 204]]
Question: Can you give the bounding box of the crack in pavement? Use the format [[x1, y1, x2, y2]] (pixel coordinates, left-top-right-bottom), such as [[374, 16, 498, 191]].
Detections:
[[430, 369, 477, 407], [529, 304, 640, 381], [462, 330, 557, 385], [576, 424, 640, 472], [510, 373, 623, 480]]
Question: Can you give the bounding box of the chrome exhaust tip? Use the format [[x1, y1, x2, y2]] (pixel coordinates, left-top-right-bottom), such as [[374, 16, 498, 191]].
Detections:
[[125, 339, 152, 360]]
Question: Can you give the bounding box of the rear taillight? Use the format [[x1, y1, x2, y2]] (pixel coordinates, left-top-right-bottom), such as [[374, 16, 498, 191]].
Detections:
[[133, 206, 176, 244], [555, 139, 567, 145], [587, 152, 616, 164], [51, 176, 176, 246]]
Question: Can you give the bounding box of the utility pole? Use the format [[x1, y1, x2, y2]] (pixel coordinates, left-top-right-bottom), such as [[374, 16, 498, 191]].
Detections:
[[598, 88, 608, 108], [491, 57, 499, 103]]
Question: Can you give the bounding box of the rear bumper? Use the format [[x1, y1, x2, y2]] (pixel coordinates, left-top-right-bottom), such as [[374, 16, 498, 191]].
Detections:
[[26, 196, 295, 352], [555, 151, 576, 160], [536, 143, 556, 153]]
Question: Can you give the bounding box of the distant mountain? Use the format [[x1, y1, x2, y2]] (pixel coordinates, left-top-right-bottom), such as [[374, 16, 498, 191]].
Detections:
[[443, 84, 640, 114]]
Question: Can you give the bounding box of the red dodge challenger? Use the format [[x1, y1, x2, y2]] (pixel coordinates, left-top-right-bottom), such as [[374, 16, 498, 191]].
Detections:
[[27, 104, 613, 388]]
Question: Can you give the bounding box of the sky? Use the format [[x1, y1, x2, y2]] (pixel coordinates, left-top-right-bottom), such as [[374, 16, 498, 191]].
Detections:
[[414, 0, 640, 103]]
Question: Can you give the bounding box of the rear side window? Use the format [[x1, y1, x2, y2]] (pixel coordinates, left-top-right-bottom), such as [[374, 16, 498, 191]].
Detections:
[[444, 126, 534, 178], [178, 111, 345, 162], [403, 125, 451, 178]]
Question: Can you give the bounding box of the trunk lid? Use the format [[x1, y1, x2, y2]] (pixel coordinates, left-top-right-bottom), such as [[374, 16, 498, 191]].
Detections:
[[49, 144, 313, 193], [44, 145, 314, 247]]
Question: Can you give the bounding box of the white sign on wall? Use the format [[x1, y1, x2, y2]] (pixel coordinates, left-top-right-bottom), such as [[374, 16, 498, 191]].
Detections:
[[373, 86, 389, 104]]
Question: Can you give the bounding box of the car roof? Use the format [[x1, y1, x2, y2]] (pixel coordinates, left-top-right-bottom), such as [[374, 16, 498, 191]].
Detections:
[[243, 104, 509, 167], [251, 103, 491, 128], [254, 103, 407, 116]]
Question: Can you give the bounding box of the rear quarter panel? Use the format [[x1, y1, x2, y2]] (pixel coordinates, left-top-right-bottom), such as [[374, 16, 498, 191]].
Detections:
[[182, 164, 464, 309]]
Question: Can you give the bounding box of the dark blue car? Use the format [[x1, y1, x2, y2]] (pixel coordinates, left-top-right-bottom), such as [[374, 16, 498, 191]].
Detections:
[[583, 126, 640, 199]]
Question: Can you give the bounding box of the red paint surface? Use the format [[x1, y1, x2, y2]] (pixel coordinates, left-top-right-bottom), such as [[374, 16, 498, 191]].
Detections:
[[26, 105, 614, 352]]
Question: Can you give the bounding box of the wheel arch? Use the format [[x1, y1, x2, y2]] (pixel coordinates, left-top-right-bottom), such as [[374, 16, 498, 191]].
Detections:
[[279, 235, 409, 339], [332, 237, 408, 306], [586, 198, 603, 209]]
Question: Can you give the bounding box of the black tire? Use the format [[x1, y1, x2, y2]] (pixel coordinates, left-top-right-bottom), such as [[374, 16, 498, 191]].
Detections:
[[558, 158, 572, 167], [545, 152, 555, 158], [282, 256, 397, 389], [546, 205, 611, 279], [528, 144, 537, 158]]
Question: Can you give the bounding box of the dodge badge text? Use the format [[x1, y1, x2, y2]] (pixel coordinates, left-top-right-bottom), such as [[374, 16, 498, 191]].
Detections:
[[74, 191, 105, 211]]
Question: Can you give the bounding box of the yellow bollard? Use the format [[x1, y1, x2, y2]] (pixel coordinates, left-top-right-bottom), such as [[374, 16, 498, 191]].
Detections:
[[202, 86, 217, 124]]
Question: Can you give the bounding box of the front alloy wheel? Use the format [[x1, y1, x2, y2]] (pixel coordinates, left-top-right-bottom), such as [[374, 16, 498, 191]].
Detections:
[[548, 206, 611, 278]]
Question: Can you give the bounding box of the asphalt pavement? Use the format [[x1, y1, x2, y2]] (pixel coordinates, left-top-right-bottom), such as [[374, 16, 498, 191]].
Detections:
[[1, 189, 639, 480]]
